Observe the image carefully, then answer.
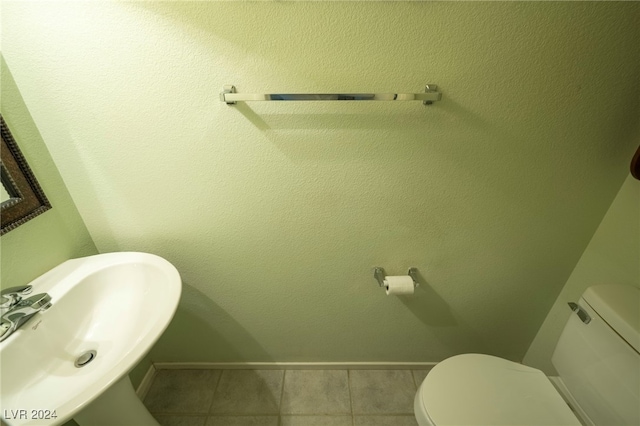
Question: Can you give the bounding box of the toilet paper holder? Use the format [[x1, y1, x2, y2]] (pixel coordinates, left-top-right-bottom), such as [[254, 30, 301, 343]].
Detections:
[[373, 267, 419, 288]]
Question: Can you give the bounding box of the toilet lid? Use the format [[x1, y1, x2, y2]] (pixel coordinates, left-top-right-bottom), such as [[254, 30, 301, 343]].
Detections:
[[418, 354, 581, 425]]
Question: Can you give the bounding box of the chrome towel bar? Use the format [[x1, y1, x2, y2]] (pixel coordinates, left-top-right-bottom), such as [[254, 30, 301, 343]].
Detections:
[[220, 84, 442, 106]]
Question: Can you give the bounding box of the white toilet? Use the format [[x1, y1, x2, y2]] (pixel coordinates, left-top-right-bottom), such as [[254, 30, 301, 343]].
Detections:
[[414, 284, 640, 425]]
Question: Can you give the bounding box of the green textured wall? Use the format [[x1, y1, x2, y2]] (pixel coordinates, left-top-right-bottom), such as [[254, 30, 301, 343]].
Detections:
[[524, 174, 640, 374], [2, 2, 639, 363], [0, 58, 97, 291]]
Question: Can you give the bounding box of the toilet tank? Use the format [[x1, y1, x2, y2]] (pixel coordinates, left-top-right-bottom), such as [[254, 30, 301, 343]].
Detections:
[[552, 285, 640, 426]]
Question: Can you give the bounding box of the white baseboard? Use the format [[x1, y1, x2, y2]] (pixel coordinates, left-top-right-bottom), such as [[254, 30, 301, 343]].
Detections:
[[152, 361, 437, 370], [135, 364, 157, 400]]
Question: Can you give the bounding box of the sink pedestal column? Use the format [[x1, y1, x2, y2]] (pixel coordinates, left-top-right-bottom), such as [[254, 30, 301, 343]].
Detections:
[[73, 374, 159, 426]]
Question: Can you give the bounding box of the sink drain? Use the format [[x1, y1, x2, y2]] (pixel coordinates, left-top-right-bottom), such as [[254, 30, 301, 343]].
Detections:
[[75, 350, 97, 368]]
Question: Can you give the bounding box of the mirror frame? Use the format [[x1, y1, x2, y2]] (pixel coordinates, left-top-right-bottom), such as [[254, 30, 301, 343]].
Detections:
[[632, 145, 640, 181], [1, 114, 51, 235]]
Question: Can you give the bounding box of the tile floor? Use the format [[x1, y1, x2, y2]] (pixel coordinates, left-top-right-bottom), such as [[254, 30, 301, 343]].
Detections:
[[143, 368, 432, 426]]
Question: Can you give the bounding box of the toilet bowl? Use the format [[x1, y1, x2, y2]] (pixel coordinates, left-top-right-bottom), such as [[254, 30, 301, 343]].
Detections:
[[414, 284, 640, 426], [414, 354, 580, 426]]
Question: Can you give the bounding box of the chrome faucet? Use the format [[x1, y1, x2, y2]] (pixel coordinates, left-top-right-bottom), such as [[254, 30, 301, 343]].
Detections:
[[0, 285, 34, 315], [0, 286, 52, 342]]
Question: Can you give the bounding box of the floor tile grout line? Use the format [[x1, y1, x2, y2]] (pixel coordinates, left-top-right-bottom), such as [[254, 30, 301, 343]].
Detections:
[[279, 414, 355, 417], [206, 369, 224, 415], [347, 369, 355, 426], [206, 413, 283, 417], [278, 369, 287, 426], [152, 412, 210, 417], [411, 369, 418, 389]]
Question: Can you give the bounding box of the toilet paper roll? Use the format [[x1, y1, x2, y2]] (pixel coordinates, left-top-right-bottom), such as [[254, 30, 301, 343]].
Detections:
[[383, 275, 415, 296]]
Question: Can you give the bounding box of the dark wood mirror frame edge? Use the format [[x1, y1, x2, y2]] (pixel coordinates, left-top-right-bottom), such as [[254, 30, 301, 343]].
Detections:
[[631, 145, 640, 181], [1, 114, 51, 236]]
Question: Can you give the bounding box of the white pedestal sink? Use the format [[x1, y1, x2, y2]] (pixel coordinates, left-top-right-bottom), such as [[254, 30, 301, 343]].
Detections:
[[0, 252, 182, 426]]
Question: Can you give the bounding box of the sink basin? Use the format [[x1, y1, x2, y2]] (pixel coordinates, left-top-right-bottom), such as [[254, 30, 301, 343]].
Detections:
[[0, 252, 181, 426]]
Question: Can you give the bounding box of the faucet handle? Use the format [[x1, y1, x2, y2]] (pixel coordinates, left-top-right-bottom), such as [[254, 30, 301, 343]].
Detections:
[[16, 293, 52, 310], [0, 285, 33, 313], [1, 285, 33, 297]]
